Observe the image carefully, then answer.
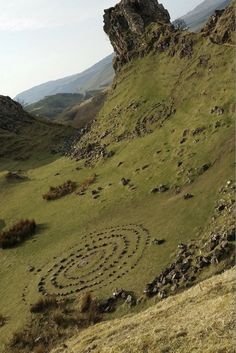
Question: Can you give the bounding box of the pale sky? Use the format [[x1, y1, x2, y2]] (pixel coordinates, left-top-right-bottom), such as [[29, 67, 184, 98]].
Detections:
[[0, 0, 202, 98]]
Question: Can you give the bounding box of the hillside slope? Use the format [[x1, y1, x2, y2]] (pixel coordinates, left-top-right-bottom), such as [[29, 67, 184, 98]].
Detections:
[[0, 2, 235, 352], [57, 90, 108, 128], [0, 95, 74, 165], [51, 267, 235, 353], [15, 54, 114, 105]]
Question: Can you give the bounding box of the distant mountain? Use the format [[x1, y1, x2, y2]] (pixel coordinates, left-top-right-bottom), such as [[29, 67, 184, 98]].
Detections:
[[15, 54, 114, 105], [56, 90, 108, 128], [181, 0, 231, 31]]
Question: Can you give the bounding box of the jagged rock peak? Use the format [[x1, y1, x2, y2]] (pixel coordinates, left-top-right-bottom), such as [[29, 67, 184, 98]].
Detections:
[[104, 0, 171, 69], [104, 0, 170, 35]]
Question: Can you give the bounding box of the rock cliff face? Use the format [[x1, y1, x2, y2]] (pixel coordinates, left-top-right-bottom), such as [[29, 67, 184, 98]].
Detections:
[[0, 95, 33, 133], [104, 0, 172, 70], [201, 2, 236, 44]]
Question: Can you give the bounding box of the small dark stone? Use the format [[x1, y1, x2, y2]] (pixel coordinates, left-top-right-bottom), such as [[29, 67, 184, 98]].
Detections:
[[184, 193, 194, 200], [152, 239, 166, 245], [120, 178, 130, 186]]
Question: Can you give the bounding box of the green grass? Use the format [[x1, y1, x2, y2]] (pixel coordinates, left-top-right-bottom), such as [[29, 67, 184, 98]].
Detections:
[[0, 34, 234, 350]]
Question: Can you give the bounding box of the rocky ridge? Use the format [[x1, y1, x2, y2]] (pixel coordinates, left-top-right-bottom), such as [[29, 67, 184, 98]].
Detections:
[[201, 2, 236, 44], [0, 95, 33, 133]]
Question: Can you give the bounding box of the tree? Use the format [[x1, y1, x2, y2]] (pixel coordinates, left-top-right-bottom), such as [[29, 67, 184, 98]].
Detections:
[[172, 18, 188, 31]]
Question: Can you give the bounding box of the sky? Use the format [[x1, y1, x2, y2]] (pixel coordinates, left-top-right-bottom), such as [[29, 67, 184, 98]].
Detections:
[[0, 0, 203, 98]]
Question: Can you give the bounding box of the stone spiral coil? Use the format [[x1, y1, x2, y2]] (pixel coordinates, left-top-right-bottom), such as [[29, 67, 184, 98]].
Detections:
[[37, 224, 150, 297]]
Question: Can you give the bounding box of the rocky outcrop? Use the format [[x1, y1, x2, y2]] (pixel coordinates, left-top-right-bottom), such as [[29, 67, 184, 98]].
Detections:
[[104, 0, 172, 70], [0, 95, 32, 133], [104, 0, 235, 71], [201, 2, 236, 44]]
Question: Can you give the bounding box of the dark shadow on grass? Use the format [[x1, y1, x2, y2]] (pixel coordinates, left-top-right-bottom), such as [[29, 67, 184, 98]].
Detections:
[[0, 223, 49, 250], [0, 153, 64, 173], [36, 223, 49, 235], [0, 219, 6, 231]]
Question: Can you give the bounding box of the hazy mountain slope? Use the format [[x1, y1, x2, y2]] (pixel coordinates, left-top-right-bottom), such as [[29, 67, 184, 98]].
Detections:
[[51, 268, 235, 353], [15, 54, 114, 105], [182, 0, 231, 31], [57, 90, 108, 128]]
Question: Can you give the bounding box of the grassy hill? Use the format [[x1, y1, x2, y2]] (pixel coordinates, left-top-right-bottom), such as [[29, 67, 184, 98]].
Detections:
[[0, 2, 235, 353], [0, 95, 74, 167]]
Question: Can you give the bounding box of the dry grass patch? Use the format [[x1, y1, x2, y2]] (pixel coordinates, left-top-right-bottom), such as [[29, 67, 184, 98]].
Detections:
[[0, 220, 36, 249], [30, 296, 58, 314], [79, 174, 96, 192], [42, 180, 76, 201], [0, 314, 6, 327], [6, 294, 101, 353]]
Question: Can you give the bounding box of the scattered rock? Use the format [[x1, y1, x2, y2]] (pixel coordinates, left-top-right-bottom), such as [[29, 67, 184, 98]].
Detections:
[[152, 239, 166, 246], [184, 193, 194, 200], [27, 265, 35, 273], [120, 178, 130, 186], [180, 138, 187, 144], [5, 171, 28, 182], [198, 163, 211, 175], [125, 294, 136, 306], [192, 126, 206, 136], [117, 161, 124, 167], [151, 185, 169, 193], [113, 288, 126, 299], [210, 106, 224, 115]]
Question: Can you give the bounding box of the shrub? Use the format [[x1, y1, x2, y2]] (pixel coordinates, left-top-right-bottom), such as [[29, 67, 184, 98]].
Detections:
[[79, 292, 92, 313], [8, 294, 101, 353], [42, 180, 76, 201], [30, 296, 58, 314], [0, 219, 36, 249]]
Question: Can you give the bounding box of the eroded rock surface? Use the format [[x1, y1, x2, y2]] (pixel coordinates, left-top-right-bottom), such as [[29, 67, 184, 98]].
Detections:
[[104, 0, 172, 70], [201, 2, 236, 44]]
